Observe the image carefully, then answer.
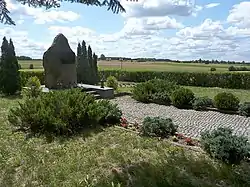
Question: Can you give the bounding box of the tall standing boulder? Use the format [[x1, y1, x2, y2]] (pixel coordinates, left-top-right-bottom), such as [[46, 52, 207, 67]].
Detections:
[[43, 33, 77, 89]]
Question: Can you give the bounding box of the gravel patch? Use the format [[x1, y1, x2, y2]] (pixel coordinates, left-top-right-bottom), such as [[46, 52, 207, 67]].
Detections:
[[111, 96, 250, 139]]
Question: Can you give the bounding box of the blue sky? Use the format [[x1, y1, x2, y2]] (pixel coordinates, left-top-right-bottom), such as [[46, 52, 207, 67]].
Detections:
[[1, 0, 250, 61]]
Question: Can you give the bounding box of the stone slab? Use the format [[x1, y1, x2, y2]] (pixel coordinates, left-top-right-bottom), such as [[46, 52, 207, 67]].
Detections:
[[40, 84, 114, 99], [77, 84, 114, 99]]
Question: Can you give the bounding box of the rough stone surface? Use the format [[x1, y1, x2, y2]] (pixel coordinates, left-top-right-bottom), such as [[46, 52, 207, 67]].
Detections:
[[43, 33, 77, 89], [111, 96, 250, 139]]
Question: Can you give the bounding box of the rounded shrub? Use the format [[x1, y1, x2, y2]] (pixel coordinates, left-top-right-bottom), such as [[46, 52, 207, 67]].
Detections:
[[106, 76, 118, 90], [29, 64, 34, 69], [214, 92, 240, 111], [210, 67, 216, 71], [132, 81, 154, 103], [192, 96, 213, 111], [171, 87, 195, 108], [22, 76, 41, 98], [150, 92, 171, 105], [140, 116, 178, 138], [228, 66, 236, 71], [132, 79, 179, 104], [200, 127, 250, 165], [8, 89, 122, 136], [239, 102, 250, 117]]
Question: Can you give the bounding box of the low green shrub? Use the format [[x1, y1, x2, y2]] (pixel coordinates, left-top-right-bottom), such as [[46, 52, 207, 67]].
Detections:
[[132, 81, 154, 103], [229, 66, 250, 71], [20, 70, 44, 86], [29, 64, 34, 69], [210, 67, 216, 71], [214, 92, 240, 111], [239, 102, 250, 117], [106, 76, 118, 90], [228, 66, 236, 71], [192, 96, 213, 110], [171, 88, 195, 108], [8, 89, 122, 136], [22, 76, 41, 98], [140, 116, 178, 138], [150, 92, 171, 105], [132, 79, 179, 104], [200, 127, 250, 165], [148, 79, 179, 93]]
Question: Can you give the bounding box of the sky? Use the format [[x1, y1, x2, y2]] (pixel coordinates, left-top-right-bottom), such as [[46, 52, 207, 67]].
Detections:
[[0, 0, 250, 61]]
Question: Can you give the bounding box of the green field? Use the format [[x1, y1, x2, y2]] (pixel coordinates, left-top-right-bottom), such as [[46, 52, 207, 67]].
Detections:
[[1, 96, 250, 186], [18, 60, 250, 73]]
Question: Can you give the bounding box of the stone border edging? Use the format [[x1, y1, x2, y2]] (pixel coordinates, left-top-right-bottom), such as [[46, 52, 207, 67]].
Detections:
[[114, 126, 203, 153]]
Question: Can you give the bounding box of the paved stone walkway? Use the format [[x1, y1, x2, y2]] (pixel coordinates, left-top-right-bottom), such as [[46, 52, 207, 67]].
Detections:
[[111, 96, 250, 139]]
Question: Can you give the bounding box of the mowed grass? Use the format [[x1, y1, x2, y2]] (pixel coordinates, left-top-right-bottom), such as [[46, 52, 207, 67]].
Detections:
[[18, 60, 250, 73], [118, 84, 250, 103], [1, 97, 250, 186], [186, 86, 250, 102], [19, 60, 43, 69]]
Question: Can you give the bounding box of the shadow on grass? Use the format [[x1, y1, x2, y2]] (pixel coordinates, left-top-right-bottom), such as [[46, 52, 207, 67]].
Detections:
[[50, 126, 106, 144], [0, 93, 23, 100], [22, 126, 107, 144], [103, 151, 250, 187]]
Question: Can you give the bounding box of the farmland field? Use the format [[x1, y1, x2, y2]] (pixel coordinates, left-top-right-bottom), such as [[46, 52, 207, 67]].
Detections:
[[18, 60, 250, 73]]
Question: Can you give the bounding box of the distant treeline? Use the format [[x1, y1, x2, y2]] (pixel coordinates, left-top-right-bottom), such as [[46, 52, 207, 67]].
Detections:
[[100, 54, 249, 64], [16, 56, 41, 61], [14, 55, 250, 64]]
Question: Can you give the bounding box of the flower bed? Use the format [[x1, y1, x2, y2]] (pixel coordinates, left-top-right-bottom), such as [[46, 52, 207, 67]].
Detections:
[[118, 117, 200, 148]]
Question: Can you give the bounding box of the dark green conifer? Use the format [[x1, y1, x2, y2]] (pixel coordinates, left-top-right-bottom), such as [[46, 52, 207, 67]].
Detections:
[[0, 37, 21, 95]]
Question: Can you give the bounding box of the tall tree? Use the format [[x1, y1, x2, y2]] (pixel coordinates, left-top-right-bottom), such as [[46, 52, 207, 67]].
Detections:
[[0, 37, 21, 95], [82, 40, 88, 65], [0, 37, 9, 90], [87, 45, 95, 84], [76, 42, 82, 81], [100, 54, 106, 60], [76, 43, 82, 63], [87, 45, 93, 69], [93, 53, 99, 84], [77, 40, 92, 84], [9, 39, 20, 70], [0, 0, 125, 25]]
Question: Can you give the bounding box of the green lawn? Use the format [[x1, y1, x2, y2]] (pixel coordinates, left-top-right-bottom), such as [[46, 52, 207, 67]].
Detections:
[[19, 60, 43, 69], [186, 86, 250, 102], [118, 84, 250, 103], [1, 96, 250, 186], [18, 60, 250, 73]]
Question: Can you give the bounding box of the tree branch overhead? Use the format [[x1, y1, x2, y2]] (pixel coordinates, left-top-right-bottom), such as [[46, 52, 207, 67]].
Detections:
[[0, 0, 126, 25]]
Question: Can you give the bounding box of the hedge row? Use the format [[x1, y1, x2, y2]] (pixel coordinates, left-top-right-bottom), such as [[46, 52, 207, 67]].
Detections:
[[20, 70, 45, 86], [101, 70, 250, 89], [20, 70, 250, 89]]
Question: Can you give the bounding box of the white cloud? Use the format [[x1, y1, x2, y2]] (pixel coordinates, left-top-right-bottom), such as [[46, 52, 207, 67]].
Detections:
[[205, 3, 220, 9], [5, 0, 80, 24], [116, 16, 183, 38], [2, 1, 250, 62], [120, 0, 199, 18], [176, 19, 225, 40], [41, 18, 250, 61], [227, 2, 250, 29], [0, 27, 49, 57]]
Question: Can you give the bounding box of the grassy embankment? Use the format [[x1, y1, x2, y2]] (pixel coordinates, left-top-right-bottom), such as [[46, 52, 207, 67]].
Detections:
[[1, 96, 250, 186]]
